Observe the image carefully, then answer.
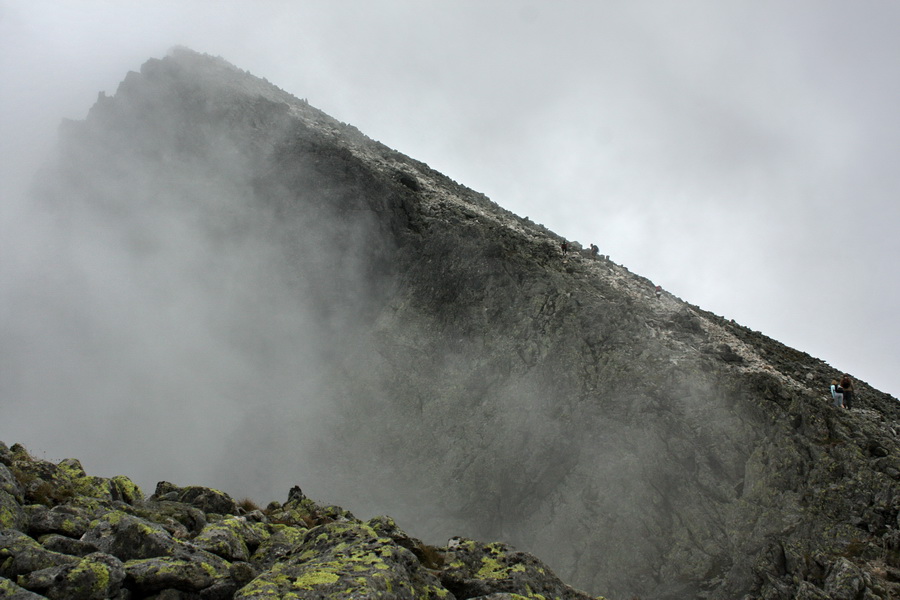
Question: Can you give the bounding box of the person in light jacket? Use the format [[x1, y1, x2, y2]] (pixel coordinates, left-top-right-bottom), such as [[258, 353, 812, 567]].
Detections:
[[830, 379, 844, 408]]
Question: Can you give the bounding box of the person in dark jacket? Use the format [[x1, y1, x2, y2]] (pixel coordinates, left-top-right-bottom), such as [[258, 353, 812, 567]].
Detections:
[[840, 375, 855, 409]]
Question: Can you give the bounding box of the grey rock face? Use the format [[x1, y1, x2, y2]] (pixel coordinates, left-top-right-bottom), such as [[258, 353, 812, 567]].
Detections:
[[18, 48, 900, 599]]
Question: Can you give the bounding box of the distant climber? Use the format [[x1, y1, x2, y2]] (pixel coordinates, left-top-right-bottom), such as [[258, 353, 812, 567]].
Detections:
[[655, 285, 662, 299], [830, 379, 845, 408], [561, 241, 569, 256], [590, 243, 599, 257], [840, 374, 855, 409]]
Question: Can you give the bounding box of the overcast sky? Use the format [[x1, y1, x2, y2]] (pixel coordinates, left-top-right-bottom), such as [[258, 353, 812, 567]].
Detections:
[[2, 0, 898, 436]]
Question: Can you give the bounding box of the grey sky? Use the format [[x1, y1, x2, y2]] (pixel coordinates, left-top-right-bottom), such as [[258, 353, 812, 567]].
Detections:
[[2, 0, 898, 457]]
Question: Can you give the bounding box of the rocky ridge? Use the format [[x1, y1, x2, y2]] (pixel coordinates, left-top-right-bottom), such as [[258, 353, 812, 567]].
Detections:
[[18, 48, 900, 599], [0, 440, 599, 600]]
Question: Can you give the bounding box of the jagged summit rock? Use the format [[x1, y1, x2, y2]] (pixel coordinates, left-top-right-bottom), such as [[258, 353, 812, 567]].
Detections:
[[21, 48, 900, 599]]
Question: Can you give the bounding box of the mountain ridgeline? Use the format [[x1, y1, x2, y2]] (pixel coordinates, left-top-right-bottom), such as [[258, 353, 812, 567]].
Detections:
[[18, 49, 900, 599]]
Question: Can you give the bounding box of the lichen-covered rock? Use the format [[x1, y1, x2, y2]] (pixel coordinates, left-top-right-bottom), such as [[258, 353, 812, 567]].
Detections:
[[192, 517, 259, 562], [824, 557, 869, 600], [8, 455, 76, 507], [264, 486, 333, 529], [134, 499, 209, 537], [16, 551, 126, 600], [249, 523, 308, 570], [440, 538, 598, 600], [0, 463, 24, 502], [81, 511, 184, 560], [124, 553, 228, 594], [26, 503, 92, 537], [368, 515, 445, 570], [0, 575, 46, 599], [0, 490, 26, 530], [235, 521, 449, 600], [153, 483, 237, 516], [0, 439, 606, 599], [56, 459, 144, 505], [39, 533, 100, 557], [0, 528, 78, 579]]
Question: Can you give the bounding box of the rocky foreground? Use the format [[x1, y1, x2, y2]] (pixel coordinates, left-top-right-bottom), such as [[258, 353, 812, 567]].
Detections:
[[0, 441, 600, 600]]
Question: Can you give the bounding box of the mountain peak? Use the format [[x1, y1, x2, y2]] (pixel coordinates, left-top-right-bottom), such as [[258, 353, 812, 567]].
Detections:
[[15, 51, 900, 599]]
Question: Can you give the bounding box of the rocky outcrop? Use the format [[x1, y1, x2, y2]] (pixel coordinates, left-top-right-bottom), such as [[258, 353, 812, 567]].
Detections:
[[21, 48, 900, 599], [0, 441, 599, 600]]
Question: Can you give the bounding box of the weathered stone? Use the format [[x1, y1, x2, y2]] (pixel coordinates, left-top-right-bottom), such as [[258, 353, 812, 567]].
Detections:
[[0, 528, 78, 579], [192, 517, 253, 562], [176, 486, 237, 516], [441, 538, 594, 600], [235, 521, 449, 600], [39, 533, 99, 557], [228, 561, 257, 586], [56, 459, 144, 505], [0, 463, 23, 502], [824, 558, 868, 600], [249, 523, 307, 570], [0, 575, 46, 599], [0, 490, 26, 531], [124, 554, 227, 594], [26, 504, 92, 537], [81, 512, 183, 560], [16, 552, 125, 600], [133, 499, 208, 537], [9, 456, 76, 507]]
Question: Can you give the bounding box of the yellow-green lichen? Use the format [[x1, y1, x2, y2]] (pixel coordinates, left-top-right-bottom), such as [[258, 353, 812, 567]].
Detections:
[[293, 570, 340, 589], [0, 504, 22, 529], [68, 559, 111, 596], [477, 557, 505, 579], [110, 475, 144, 503]]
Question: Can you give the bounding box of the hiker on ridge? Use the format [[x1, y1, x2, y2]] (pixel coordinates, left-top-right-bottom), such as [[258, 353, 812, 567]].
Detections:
[[830, 379, 844, 408], [840, 374, 855, 409]]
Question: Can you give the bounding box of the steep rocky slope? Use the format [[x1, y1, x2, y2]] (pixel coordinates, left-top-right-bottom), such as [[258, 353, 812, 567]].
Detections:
[[17, 48, 900, 599]]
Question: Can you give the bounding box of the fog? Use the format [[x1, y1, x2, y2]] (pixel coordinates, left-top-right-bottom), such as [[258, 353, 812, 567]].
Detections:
[[2, 0, 898, 512], [1, 95, 365, 504]]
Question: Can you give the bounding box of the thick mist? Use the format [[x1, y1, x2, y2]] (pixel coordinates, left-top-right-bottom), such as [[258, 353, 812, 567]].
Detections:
[[0, 76, 389, 510]]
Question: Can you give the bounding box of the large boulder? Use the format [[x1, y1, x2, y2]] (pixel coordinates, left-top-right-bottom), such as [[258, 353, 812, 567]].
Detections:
[[0, 528, 78, 580], [0, 463, 24, 502], [440, 538, 595, 600], [153, 482, 237, 516], [0, 491, 26, 531], [235, 521, 448, 600], [0, 575, 46, 599], [16, 552, 126, 600], [192, 516, 267, 562], [81, 511, 184, 561], [26, 503, 93, 538], [123, 553, 230, 595], [249, 523, 308, 570], [57, 459, 144, 505]]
